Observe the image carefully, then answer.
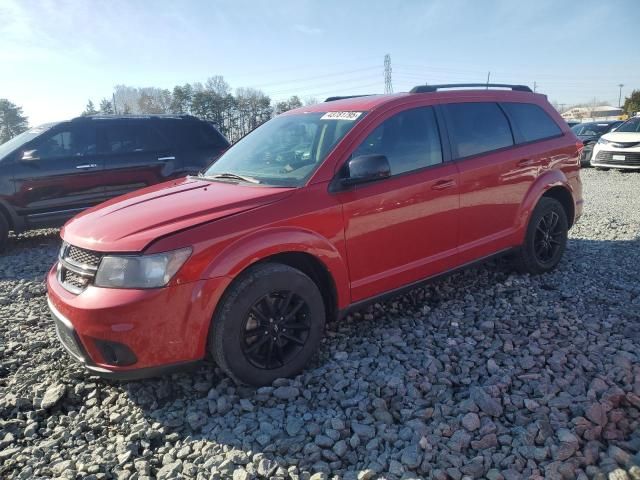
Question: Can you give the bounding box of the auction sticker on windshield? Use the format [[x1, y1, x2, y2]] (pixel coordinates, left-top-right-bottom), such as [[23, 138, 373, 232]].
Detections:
[[320, 111, 363, 121]]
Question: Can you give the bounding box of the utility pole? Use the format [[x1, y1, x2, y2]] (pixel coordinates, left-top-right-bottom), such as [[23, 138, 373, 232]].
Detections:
[[486, 71, 491, 88], [112, 92, 118, 115], [533, 81, 537, 93], [618, 84, 624, 108], [384, 54, 393, 94]]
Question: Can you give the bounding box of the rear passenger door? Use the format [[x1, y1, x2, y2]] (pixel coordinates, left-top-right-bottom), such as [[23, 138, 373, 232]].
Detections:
[[98, 120, 176, 199], [442, 101, 562, 264]]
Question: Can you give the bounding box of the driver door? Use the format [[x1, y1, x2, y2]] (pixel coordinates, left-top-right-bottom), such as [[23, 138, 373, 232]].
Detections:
[[11, 122, 103, 226], [335, 106, 460, 302]]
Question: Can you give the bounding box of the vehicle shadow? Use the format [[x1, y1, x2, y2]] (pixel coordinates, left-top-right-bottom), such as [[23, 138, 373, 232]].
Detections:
[[99, 236, 640, 477]]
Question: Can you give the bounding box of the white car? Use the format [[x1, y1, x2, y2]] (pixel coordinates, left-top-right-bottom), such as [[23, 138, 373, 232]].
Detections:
[[591, 116, 640, 170]]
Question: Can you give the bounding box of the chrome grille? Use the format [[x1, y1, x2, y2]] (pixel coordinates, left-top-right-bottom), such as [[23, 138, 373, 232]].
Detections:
[[66, 246, 102, 269], [595, 151, 640, 167], [58, 243, 102, 293]]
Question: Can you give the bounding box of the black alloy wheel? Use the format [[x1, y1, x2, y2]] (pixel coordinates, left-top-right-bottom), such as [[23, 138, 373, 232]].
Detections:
[[533, 210, 563, 264], [209, 262, 325, 386], [241, 291, 311, 369]]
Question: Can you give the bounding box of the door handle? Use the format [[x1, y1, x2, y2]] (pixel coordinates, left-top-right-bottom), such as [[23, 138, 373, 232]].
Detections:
[[76, 164, 98, 169], [157, 156, 175, 162], [431, 179, 456, 190]]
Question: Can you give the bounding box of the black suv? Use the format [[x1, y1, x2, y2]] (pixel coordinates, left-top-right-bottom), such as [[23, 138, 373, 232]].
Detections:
[[0, 115, 229, 250]]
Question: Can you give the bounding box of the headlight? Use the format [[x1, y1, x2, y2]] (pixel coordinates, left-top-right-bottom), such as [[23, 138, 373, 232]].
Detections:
[[597, 137, 610, 145], [95, 248, 192, 288]]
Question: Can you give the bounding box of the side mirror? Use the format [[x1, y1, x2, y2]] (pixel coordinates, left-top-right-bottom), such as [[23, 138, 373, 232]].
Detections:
[[21, 149, 40, 161], [342, 154, 391, 187]]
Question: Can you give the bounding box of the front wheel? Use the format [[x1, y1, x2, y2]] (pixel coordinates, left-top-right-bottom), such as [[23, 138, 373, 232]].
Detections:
[[209, 263, 325, 386], [514, 197, 568, 275]]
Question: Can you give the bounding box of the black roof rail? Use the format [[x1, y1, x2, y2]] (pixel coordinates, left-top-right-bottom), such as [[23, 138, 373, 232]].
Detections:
[[71, 114, 198, 121], [410, 83, 533, 93], [324, 94, 375, 102]]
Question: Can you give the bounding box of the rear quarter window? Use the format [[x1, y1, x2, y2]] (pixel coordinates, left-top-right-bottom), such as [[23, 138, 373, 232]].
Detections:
[[180, 122, 229, 149], [442, 102, 514, 159], [501, 102, 562, 143]]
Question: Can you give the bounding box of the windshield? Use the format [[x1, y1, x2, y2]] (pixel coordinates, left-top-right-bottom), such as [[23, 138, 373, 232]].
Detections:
[[571, 123, 611, 136], [204, 111, 365, 187], [0, 124, 54, 159], [615, 117, 640, 133]]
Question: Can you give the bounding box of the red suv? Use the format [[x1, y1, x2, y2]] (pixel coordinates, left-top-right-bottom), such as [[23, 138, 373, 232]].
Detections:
[[47, 84, 583, 386]]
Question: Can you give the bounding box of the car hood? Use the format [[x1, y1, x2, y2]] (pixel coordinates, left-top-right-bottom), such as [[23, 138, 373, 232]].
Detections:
[[601, 131, 640, 143], [62, 177, 295, 252]]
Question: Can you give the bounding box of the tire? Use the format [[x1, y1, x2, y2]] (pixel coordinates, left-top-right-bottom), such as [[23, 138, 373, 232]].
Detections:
[[209, 262, 325, 386], [0, 214, 8, 253], [514, 197, 568, 275], [595, 167, 610, 171]]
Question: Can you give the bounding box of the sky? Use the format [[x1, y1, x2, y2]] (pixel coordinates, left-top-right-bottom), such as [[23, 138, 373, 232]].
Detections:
[[1, 0, 639, 126]]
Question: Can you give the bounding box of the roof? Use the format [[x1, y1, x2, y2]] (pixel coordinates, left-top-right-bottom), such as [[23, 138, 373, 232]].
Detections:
[[71, 114, 197, 121], [286, 87, 542, 115]]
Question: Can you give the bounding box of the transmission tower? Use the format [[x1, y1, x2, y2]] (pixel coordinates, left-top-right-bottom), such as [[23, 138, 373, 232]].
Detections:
[[384, 54, 393, 93]]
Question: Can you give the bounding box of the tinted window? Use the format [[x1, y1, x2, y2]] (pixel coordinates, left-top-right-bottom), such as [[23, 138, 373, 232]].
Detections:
[[443, 102, 513, 158], [168, 122, 228, 149], [352, 107, 442, 175], [101, 123, 168, 154], [571, 123, 612, 136], [32, 124, 96, 160], [616, 117, 640, 133], [502, 102, 562, 142]]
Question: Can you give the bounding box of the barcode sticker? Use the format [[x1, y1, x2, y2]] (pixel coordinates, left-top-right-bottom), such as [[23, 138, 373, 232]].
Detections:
[[320, 111, 363, 121]]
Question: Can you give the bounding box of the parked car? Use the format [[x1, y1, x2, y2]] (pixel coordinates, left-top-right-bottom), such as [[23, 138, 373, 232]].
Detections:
[[591, 116, 640, 170], [571, 121, 623, 166], [0, 115, 229, 250], [566, 120, 581, 128], [47, 84, 583, 386]]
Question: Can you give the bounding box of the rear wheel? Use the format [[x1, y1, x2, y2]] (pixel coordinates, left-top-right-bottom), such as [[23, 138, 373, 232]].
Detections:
[[514, 197, 568, 275], [209, 263, 325, 386], [0, 214, 8, 253]]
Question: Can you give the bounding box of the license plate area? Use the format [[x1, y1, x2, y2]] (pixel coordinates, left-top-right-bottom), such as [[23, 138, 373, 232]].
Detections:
[[612, 154, 625, 161]]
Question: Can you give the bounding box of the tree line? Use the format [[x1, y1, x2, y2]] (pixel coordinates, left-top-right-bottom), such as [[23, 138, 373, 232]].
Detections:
[[81, 76, 315, 143], [2, 86, 640, 146]]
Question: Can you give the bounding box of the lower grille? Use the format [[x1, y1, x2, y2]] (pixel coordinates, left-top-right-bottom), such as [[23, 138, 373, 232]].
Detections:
[[595, 151, 640, 167], [52, 310, 86, 362]]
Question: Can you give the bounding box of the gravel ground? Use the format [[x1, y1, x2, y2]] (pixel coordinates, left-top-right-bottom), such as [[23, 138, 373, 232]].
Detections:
[[1, 169, 639, 480]]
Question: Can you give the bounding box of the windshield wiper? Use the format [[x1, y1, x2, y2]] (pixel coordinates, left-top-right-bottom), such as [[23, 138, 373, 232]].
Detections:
[[199, 172, 260, 184]]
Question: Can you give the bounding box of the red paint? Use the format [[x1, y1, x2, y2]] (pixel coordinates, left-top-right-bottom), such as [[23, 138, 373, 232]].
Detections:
[[49, 89, 582, 375]]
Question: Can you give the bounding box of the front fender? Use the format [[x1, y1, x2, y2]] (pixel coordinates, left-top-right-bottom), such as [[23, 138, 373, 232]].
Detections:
[[201, 227, 351, 309], [515, 168, 572, 242]]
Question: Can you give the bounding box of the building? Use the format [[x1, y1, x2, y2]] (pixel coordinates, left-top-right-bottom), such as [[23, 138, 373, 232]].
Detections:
[[561, 105, 624, 123]]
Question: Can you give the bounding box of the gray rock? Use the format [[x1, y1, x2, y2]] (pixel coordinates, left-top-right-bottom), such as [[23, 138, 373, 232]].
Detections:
[[41, 383, 66, 409], [470, 387, 503, 417]]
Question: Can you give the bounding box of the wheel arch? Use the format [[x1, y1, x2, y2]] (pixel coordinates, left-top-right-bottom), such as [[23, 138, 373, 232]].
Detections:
[[517, 170, 576, 242], [202, 227, 351, 317]]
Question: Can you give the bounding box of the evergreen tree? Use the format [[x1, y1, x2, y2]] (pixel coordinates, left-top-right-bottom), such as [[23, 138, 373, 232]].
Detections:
[[82, 100, 98, 116], [0, 99, 29, 144]]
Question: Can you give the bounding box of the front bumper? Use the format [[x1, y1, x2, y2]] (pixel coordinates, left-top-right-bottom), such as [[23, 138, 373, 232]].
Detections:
[[47, 265, 231, 379], [591, 145, 640, 169]]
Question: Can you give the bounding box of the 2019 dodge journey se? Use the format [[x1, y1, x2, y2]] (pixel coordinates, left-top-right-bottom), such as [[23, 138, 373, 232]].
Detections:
[[0, 114, 229, 250], [46, 84, 583, 386]]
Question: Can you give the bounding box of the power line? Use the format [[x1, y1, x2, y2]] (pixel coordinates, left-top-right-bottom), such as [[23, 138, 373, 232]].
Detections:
[[384, 54, 393, 94]]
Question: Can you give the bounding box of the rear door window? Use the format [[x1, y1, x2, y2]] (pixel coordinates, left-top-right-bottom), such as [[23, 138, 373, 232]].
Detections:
[[502, 102, 562, 143], [352, 106, 443, 175], [442, 102, 514, 159], [100, 122, 168, 154]]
